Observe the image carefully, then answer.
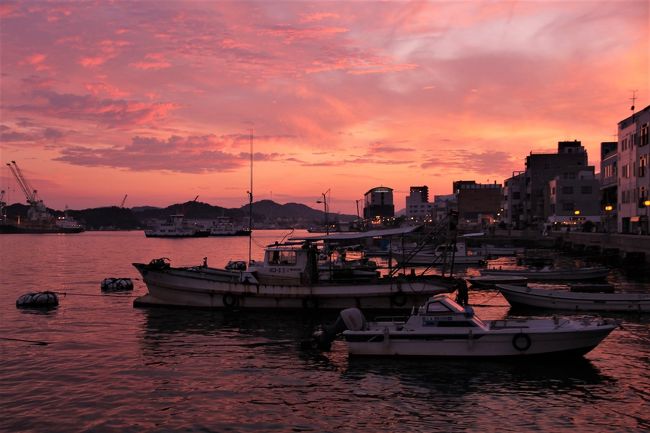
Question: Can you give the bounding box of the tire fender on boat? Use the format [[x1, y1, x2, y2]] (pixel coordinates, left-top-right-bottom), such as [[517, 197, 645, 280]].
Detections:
[[222, 292, 239, 308], [390, 291, 407, 307], [512, 333, 532, 351]]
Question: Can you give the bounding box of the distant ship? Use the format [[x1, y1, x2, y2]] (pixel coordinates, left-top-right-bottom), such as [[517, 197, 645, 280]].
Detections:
[[200, 217, 251, 236], [144, 214, 210, 238], [0, 215, 85, 234]]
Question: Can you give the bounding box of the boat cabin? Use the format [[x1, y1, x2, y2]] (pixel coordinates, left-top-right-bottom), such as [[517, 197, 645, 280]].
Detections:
[[249, 242, 315, 285], [406, 295, 488, 330]]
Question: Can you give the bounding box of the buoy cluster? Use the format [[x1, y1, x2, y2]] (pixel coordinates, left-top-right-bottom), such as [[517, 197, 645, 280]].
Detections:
[[100, 278, 134, 292], [16, 291, 59, 309]]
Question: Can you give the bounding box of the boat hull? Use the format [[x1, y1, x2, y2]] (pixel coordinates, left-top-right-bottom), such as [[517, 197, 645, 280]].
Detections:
[[497, 284, 650, 312], [467, 276, 528, 288], [481, 267, 609, 281], [0, 223, 84, 234], [133, 263, 456, 310], [344, 326, 615, 357]]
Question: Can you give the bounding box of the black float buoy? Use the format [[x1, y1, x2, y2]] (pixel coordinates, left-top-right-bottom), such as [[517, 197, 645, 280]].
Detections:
[[16, 291, 59, 309], [100, 278, 134, 292]]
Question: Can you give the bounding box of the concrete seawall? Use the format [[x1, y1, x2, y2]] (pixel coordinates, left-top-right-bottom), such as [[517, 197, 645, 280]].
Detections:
[[553, 232, 650, 265]]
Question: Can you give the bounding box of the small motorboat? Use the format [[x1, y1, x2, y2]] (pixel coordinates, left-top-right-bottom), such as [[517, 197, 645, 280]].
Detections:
[[467, 275, 528, 289], [480, 266, 609, 281], [311, 294, 617, 357], [497, 284, 650, 312]]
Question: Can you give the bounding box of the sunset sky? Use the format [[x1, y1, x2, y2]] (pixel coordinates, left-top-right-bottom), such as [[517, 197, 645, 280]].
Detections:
[[1, 1, 648, 215]]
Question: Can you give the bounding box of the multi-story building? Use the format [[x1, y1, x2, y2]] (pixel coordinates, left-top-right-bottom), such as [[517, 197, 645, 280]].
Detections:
[[501, 171, 525, 228], [453, 180, 502, 228], [405, 186, 433, 220], [522, 140, 589, 226], [617, 105, 650, 234], [432, 194, 456, 222], [363, 186, 394, 219], [600, 142, 618, 232], [547, 168, 600, 226]]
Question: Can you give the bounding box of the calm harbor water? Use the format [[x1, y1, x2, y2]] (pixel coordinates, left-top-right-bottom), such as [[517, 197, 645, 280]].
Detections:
[[1, 230, 649, 433]]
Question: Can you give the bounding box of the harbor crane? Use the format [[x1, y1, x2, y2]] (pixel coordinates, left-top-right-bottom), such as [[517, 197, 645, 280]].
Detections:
[[6, 161, 50, 222], [120, 194, 128, 208]]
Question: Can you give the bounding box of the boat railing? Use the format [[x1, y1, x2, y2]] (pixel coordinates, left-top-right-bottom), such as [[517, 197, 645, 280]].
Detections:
[[489, 319, 531, 330], [373, 316, 408, 323]]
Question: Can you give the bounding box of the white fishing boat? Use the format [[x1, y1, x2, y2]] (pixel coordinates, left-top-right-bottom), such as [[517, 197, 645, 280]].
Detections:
[[133, 238, 461, 310], [480, 266, 609, 281], [144, 215, 210, 238], [467, 275, 528, 288], [497, 284, 650, 312], [312, 294, 616, 357]]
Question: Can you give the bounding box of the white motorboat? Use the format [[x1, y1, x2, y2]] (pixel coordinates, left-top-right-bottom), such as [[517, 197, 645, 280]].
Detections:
[[313, 294, 616, 357], [395, 242, 487, 266], [144, 215, 210, 238], [133, 241, 460, 310], [470, 245, 525, 257], [497, 284, 650, 312], [480, 266, 610, 281], [467, 275, 528, 288]]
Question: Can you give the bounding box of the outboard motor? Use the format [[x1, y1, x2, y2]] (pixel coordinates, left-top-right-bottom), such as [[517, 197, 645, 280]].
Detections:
[[310, 308, 367, 351]]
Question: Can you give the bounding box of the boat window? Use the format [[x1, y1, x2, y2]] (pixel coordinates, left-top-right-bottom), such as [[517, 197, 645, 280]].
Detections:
[[269, 250, 297, 265], [426, 302, 452, 313]]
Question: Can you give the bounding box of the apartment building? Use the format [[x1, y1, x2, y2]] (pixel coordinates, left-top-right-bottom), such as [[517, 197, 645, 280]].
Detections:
[[617, 105, 650, 234]]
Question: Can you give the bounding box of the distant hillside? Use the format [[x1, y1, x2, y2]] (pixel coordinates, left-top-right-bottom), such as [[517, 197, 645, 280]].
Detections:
[[1, 199, 356, 230], [241, 200, 356, 222]]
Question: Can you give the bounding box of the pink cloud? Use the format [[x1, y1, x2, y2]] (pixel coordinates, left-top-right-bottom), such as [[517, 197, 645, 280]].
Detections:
[[79, 39, 131, 68], [299, 12, 341, 24], [9, 90, 177, 128], [19, 53, 50, 72], [55, 134, 281, 173], [130, 53, 172, 71]]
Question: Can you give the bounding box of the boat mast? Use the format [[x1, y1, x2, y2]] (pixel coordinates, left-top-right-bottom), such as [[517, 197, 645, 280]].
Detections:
[[248, 129, 253, 265]]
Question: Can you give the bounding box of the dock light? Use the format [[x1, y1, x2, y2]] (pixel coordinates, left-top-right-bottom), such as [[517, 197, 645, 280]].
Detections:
[[574, 210, 581, 215], [644, 200, 650, 207], [605, 205, 613, 212]]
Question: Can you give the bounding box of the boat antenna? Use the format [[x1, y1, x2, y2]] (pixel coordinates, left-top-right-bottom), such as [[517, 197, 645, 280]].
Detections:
[[247, 129, 254, 265]]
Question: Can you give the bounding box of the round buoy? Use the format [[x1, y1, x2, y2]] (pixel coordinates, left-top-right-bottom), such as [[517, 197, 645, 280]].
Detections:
[[101, 278, 134, 292], [16, 291, 59, 309]]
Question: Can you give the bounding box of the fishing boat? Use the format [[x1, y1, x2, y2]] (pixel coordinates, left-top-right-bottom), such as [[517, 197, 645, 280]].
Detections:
[[467, 275, 528, 289], [133, 237, 461, 311], [497, 284, 650, 312], [144, 215, 210, 238], [312, 294, 616, 357], [480, 266, 609, 281]]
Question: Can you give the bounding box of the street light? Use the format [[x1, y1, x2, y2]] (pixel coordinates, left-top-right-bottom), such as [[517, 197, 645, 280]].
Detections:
[[316, 189, 330, 235], [604, 205, 613, 233]]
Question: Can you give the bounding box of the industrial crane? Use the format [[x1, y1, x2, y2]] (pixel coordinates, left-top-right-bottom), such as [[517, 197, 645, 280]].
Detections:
[[120, 194, 128, 208], [6, 161, 51, 222]]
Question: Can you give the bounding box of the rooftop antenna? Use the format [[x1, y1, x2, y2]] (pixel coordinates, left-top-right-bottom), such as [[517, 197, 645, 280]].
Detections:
[[247, 129, 254, 265], [630, 89, 637, 113]]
